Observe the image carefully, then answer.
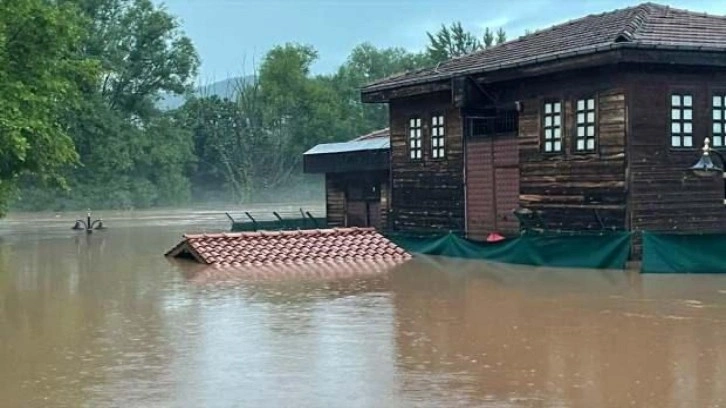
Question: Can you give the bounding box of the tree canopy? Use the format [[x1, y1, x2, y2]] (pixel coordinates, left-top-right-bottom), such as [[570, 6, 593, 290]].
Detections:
[[5, 2, 514, 212]]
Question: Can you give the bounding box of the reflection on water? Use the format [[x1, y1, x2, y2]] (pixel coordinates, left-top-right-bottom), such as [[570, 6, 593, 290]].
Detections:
[[2, 210, 726, 407]]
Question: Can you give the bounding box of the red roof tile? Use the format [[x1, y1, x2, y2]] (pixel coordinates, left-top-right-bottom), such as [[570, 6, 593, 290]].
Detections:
[[166, 227, 410, 266]]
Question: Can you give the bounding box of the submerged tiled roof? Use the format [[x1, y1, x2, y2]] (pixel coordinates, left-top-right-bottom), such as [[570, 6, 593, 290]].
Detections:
[[363, 3, 726, 93], [166, 227, 410, 266]]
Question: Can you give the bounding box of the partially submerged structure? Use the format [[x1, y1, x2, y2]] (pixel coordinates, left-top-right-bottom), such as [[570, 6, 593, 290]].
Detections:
[[166, 227, 409, 265], [355, 3, 726, 255], [303, 129, 390, 229]]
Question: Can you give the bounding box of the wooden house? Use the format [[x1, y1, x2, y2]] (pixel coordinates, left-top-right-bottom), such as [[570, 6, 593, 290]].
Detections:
[[361, 3, 726, 254], [303, 129, 391, 229]]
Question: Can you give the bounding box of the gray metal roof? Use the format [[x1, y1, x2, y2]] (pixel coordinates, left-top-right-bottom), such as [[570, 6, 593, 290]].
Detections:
[[303, 137, 390, 156]]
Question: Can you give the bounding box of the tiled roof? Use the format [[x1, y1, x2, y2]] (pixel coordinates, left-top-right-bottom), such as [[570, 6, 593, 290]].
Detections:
[[166, 227, 410, 266], [363, 3, 726, 93]]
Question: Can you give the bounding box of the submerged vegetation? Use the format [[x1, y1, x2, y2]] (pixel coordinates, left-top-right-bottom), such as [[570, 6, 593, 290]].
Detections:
[[0, 0, 505, 213]]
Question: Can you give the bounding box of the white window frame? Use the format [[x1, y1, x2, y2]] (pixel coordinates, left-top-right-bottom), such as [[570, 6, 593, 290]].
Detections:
[[670, 93, 694, 148], [431, 114, 445, 159], [408, 117, 422, 160], [543, 101, 562, 153], [575, 97, 597, 152], [713, 94, 726, 148]]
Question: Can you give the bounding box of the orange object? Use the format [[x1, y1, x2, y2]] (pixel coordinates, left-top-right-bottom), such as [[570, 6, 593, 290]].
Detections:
[[486, 232, 506, 243]]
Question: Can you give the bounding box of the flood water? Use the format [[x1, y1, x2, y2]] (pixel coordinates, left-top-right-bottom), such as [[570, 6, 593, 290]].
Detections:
[[2, 209, 726, 407]]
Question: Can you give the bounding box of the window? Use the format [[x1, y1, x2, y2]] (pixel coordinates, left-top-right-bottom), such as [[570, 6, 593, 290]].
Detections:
[[408, 117, 422, 160], [713, 94, 726, 148], [431, 114, 445, 159], [575, 98, 596, 152], [671, 94, 693, 148], [543, 101, 562, 153]]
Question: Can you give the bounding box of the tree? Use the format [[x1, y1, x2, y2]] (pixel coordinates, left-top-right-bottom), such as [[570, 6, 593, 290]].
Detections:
[[428, 23, 508, 63], [0, 0, 98, 215], [427, 22, 481, 63], [496, 27, 507, 45], [19, 0, 201, 210], [332, 43, 429, 135]]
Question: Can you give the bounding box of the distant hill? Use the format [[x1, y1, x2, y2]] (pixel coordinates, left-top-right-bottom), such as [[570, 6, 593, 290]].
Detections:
[[159, 76, 251, 110]]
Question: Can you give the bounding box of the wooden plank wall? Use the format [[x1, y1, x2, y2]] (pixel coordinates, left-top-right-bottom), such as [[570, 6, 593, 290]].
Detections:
[[512, 69, 628, 231], [625, 67, 726, 255], [389, 91, 465, 232], [325, 174, 345, 228]]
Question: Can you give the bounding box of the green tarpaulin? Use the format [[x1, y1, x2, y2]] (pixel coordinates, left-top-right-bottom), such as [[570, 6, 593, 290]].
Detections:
[[387, 231, 632, 270], [642, 231, 726, 273]]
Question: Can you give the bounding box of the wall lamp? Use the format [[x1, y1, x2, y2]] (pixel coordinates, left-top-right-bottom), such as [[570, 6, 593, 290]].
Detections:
[[689, 138, 725, 178]]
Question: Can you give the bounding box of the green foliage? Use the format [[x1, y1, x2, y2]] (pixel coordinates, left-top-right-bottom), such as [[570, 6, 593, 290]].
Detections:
[[6, 2, 513, 213], [0, 0, 98, 215], [427, 23, 508, 63], [14, 0, 199, 211]]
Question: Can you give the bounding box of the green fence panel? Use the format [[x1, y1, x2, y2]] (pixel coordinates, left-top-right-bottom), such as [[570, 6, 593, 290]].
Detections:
[[387, 231, 632, 270], [642, 231, 726, 273]]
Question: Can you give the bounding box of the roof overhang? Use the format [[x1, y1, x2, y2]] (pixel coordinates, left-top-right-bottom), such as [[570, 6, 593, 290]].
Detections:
[[361, 44, 726, 103], [303, 137, 390, 174]]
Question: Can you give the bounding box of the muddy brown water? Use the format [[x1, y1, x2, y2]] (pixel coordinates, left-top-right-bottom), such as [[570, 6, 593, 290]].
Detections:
[[2, 210, 726, 407]]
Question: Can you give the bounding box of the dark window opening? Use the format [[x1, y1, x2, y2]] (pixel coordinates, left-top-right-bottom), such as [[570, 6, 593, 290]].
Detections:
[[469, 109, 519, 136]]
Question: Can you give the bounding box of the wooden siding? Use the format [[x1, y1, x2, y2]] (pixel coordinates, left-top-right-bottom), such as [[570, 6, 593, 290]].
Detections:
[[512, 70, 628, 231], [625, 67, 726, 255], [389, 92, 465, 232], [325, 174, 345, 228], [466, 133, 519, 240]]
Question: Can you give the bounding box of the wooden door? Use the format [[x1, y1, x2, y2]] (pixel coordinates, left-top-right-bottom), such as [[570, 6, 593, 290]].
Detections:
[[466, 133, 519, 240]]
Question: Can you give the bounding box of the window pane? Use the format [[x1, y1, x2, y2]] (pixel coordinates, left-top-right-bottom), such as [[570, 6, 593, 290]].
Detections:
[[545, 104, 552, 114], [684, 109, 692, 121], [410, 140, 416, 148], [577, 126, 585, 137], [416, 118, 421, 127], [672, 123, 681, 134], [545, 141, 552, 152], [587, 139, 595, 150], [715, 123, 723, 134], [554, 115, 561, 126], [671, 95, 681, 106], [554, 103, 561, 113], [684, 122, 692, 134], [683, 95, 693, 107], [715, 110, 723, 121], [554, 141, 562, 151], [672, 136, 681, 146], [577, 113, 585, 124], [587, 99, 595, 110], [684, 136, 693, 147], [714, 137, 723, 147], [577, 100, 585, 110], [587, 126, 595, 137], [553, 128, 561, 139], [714, 96, 723, 108], [587, 112, 595, 123], [672, 109, 681, 120], [577, 139, 585, 151], [545, 116, 552, 127]]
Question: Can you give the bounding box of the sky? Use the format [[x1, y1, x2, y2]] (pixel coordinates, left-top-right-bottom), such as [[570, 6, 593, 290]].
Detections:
[[159, 0, 726, 83]]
